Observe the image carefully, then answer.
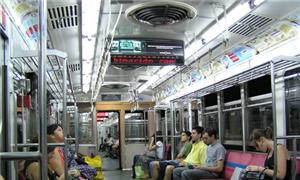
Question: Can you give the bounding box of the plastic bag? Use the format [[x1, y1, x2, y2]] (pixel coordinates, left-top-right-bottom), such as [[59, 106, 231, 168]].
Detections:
[[135, 165, 144, 178], [84, 155, 103, 180]]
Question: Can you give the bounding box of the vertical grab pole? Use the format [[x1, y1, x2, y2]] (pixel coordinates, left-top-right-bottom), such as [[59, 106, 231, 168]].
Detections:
[[188, 100, 193, 131], [270, 61, 277, 180], [170, 102, 175, 160], [292, 138, 297, 180], [74, 104, 79, 154], [62, 58, 68, 180], [38, 0, 48, 178], [241, 84, 247, 152], [217, 92, 222, 143], [165, 109, 168, 144]]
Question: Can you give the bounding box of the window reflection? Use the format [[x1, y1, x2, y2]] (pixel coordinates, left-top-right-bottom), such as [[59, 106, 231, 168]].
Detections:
[[125, 112, 147, 143], [248, 105, 273, 135], [285, 70, 300, 150], [223, 110, 242, 141], [203, 113, 218, 135]]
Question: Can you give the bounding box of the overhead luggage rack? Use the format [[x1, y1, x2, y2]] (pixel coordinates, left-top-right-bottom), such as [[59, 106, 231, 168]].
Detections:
[[175, 56, 300, 101], [11, 49, 76, 103]]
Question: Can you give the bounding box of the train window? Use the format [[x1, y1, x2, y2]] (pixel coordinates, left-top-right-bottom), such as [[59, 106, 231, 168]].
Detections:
[[223, 110, 242, 142], [183, 109, 189, 131], [285, 70, 300, 150], [204, 93, 217, 107], [247, 105, 273, 135], [125, 111, 148, 143], [247, 75, 271, 97], [78, 113, 93, 144], [192, 110, 198, 127], [155, 110, 169, 137], [203, 93, 218, 135], [203, 113, 218, 135], [175, 110, 181, 134], [166, 109, 171, 138], [286, 100, 300, 150], [223, 86, 241, 103]]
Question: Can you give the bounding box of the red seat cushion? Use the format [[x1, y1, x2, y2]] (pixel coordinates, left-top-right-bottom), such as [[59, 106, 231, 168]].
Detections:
[[163, 144, 171, 160], [223, 151, 267, 180]]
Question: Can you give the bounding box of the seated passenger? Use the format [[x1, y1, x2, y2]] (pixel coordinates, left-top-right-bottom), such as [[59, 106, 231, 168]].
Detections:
[[105, 133, 114, 147], [132, 134, 164, 178], [172, 126, 207, 180], [47, 124, 97, 179], [151, 131, 192, 180], [24, 137, 66, 180], [246, 127, 291, 180], [111, 135, 120, 158], [179, 128, 226, 180]]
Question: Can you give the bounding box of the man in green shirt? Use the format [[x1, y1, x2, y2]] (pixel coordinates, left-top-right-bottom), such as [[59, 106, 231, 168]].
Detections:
[[151, 131, 192, 180], [173, 126, 207, 180]]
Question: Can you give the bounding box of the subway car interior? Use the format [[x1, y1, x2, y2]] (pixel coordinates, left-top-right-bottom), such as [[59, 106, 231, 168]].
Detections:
[[1, 0, 300, 179]]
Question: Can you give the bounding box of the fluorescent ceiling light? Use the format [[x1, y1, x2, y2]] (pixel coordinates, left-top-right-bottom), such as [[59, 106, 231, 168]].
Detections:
[[82, 38, 96, 60], [81, 0, 101, 92], [82, 61, 93, 74]]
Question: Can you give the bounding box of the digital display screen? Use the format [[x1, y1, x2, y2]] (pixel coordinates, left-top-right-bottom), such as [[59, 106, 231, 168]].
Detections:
[[110, 39, 184, 66]]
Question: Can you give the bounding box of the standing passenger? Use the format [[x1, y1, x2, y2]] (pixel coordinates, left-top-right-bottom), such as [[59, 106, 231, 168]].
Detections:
[[246, 127, 291, 180], [172, 126, 207, 180], [180, 128, 226, 179]]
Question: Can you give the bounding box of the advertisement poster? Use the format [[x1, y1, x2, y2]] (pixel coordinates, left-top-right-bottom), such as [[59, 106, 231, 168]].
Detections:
[[246, 21, 299, 53]]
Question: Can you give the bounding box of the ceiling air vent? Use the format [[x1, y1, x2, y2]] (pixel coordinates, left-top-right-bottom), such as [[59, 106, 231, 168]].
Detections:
[[125, 1, 197, 26], [68, 63, 81, 72], [48, 5, 78, 29], [228, 14, 273, 36]]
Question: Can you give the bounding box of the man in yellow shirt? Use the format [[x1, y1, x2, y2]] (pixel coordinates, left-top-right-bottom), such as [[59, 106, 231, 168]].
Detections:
[[173, 126, 207, 180]]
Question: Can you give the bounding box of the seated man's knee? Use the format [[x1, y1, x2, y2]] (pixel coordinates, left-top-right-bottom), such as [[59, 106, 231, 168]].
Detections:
[[181, 170, 190, 178], [173, 167, 182, 176], [152, 161, 159, 168], [166, 165, 174, 172]]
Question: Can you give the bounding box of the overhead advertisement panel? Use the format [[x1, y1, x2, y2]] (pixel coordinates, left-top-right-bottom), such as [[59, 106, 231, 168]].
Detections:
[[110, 38, 184, 66]]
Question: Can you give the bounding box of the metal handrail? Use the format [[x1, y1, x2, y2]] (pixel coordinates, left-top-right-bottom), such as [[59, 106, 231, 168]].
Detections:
[[0, 152, 40, 160], [15, 143, 66, 147]]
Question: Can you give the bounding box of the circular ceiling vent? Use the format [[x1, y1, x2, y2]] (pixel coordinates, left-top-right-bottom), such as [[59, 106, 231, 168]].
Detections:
[[125, 1, 197, 26]]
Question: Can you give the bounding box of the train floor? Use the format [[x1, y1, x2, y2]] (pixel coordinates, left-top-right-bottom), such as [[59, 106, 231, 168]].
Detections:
[[103, 170, 135, 180], [99, 151, 135, 180]]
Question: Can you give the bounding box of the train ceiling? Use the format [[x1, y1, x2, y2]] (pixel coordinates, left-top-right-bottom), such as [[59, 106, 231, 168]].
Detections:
[[44, 0, 300, 103]]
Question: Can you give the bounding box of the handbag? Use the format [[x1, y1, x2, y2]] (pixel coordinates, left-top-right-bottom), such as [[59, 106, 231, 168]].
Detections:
[[239, 170, 265, 180]]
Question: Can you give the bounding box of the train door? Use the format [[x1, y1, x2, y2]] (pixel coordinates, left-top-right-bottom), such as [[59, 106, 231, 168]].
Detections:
[[97, 111, 120, 171]]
